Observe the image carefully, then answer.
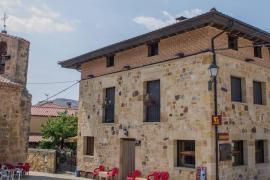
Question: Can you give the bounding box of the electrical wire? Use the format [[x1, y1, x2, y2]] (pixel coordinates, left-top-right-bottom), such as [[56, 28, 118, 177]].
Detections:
[[27, 80, 79, 85], [38, 81, 80, 102]]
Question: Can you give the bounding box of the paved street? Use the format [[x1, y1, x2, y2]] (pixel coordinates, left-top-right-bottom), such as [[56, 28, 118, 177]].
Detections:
[[22, 171, 92, 180]]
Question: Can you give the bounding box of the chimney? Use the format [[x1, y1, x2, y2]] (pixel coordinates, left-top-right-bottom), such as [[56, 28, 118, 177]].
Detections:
[[175, 16, 188, 23], [66, 101, 72, 108]]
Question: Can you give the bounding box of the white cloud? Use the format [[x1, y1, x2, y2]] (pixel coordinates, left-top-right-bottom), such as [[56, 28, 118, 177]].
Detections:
[[134, 9, 204, 30], [0, 0, 77, 33]]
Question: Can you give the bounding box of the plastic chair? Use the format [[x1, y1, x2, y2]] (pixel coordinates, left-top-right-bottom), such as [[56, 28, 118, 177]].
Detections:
[[90, 165, 105, 178], [127, 170, 141, 180], [146, 172, 160, 180], [107, 167, 119, 179], [159, 172, 169, 180]]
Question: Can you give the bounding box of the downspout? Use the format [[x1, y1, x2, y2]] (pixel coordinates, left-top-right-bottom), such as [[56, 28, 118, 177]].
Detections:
[[211, 21, 234, 180]]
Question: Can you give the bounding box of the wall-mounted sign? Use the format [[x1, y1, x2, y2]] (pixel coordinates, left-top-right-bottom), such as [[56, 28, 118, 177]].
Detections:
[[212, 115, 222, 125], [218, 133, 229, 141], [219, 143, 232, 161], [196, 166, 207, 180]]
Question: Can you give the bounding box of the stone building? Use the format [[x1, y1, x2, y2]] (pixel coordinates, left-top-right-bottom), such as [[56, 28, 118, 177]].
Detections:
[[0, 31, 31, 163], [60, 9, 270, 180]]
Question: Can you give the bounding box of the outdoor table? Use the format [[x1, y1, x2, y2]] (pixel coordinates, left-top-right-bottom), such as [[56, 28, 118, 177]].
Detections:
[[98, 171, 109, 180]]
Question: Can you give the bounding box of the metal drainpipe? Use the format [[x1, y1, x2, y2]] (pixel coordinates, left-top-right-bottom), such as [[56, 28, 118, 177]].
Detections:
[[211, 21, 233, 180]]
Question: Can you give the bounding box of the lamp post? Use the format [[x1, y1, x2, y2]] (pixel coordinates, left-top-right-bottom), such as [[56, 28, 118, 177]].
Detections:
[[209, 62, 219, 180]]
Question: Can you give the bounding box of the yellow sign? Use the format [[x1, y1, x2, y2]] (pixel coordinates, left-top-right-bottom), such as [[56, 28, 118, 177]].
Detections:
[[212, 115, 222, 125], [218, 133, 229, 141]]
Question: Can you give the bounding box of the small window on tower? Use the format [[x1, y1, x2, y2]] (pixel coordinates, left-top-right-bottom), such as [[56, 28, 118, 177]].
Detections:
[[0, 41, 7, 74]]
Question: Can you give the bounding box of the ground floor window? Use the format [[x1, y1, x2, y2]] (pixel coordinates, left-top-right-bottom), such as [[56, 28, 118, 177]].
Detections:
[[232, 140, 244, 166], [176, 140, 195, 168], [84, 136, 94, 156], [256, 140, 266, 164]]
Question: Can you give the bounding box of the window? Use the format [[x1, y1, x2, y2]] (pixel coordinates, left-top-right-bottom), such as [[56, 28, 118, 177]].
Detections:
[[148, 42, 159, 57], [254, 46, 262, 58], [106, 55, 114, 67], [255, 140, 265, 164], [104, 87, 115, 123], [176, 140, 195, 168], [85, 136, 94, 156], [228, 35, 238, 50], [232, 141, 244, 166], [253, 81, 264, 105], [0, 41, 7, 74], [231, 76, 243, 102], [145, 80, 160, 122]]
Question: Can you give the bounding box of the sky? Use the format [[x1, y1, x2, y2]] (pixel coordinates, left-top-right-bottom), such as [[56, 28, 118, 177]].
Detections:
[[0, 0, 269, 104]]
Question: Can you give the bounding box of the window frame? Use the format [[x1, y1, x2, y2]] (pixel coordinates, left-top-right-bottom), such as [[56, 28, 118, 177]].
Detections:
[[231, 76, 244, 102], [232, 140, 244, 166], [253, 81, 263, 105], [254, 46, 262, 58], [0, 41, 7, 74], [147, 42, 159, 57], [84, 136, 94, 156], [255, 140, 265, 164], [176, 140, 196, 168], [228, 35, 238, 51], [103, 87, 115, 123], [106, 55, 114, 67], [144, 80, 160, 122]]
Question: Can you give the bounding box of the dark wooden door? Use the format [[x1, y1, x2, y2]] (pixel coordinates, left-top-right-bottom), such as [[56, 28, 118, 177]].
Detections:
[[121, 139, 135, 180]]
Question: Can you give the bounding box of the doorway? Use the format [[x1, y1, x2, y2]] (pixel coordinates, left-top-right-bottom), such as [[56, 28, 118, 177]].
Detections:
[[121, 139, 135, 179]]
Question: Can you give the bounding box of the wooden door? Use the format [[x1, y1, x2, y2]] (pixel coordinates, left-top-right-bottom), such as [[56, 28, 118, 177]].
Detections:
[[121, 139, 135, 180]]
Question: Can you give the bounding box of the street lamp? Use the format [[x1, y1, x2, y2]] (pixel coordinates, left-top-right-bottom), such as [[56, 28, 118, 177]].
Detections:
[[208, 63, 219, 78]]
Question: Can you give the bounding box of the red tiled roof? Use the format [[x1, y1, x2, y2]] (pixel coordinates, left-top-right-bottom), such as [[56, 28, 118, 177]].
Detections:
[[31, 106, 77, 117], [29, 135, 43, 142]]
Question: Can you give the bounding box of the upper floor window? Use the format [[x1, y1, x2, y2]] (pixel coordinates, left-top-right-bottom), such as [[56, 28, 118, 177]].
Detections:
[[254, 46, 262, 58], [232, 140, 244, 166], [84, 136, 94, 156], [148, 42, 159, 57], [145, 80, 160, 122], [104, 87, 115, 123], [231, 76, 244, 102], [0, 41, 7, 74], [106, 55, 114, 67], [255, 140, 265, 164], [176, 140, 195, 168], [253, 81, 265, 105], [228, 35, 238, 50]]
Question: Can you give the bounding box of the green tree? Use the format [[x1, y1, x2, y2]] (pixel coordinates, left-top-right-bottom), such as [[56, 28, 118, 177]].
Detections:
[[40, 111, 78, 150]]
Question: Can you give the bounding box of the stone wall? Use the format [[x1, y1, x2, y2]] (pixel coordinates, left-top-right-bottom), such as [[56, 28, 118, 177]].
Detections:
[[217, 54, 270, 180], [77, 53, 214, 180], [0, 33, 31, 163], [27, 148, 56, 173]]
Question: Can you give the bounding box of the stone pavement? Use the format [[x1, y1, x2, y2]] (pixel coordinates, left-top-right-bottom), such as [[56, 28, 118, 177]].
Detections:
[[22, 171, 93, 180]]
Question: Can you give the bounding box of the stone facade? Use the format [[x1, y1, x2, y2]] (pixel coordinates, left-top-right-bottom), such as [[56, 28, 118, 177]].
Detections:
[[0, 32, 31, 163], [63, 15, 270, 180], [27, 148, 56, 173]]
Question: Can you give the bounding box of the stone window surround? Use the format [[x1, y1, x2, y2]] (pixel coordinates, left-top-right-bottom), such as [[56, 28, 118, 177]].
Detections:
[[174, 140, 196, 169], [230, 75, 246, 103], [83, 136, 94, 156], [253, 80, 267, 105], [255, 139, 268, 164]]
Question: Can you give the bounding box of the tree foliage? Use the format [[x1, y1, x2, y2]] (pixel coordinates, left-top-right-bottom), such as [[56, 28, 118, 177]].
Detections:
[[40, 111, 77, 150]]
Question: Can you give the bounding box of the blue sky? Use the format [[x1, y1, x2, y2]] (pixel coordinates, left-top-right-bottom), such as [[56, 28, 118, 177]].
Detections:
[[1, 0, 269, 103]]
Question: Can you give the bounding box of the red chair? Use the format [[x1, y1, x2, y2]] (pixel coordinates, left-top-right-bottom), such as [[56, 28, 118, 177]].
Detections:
[[127, 170, 141, 180], [147, 172, 160, 180], [107, 167, 119, 179], [159, 172, 169, 180], [22, 163, 30, 175], [89, 165, 105, 178]]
